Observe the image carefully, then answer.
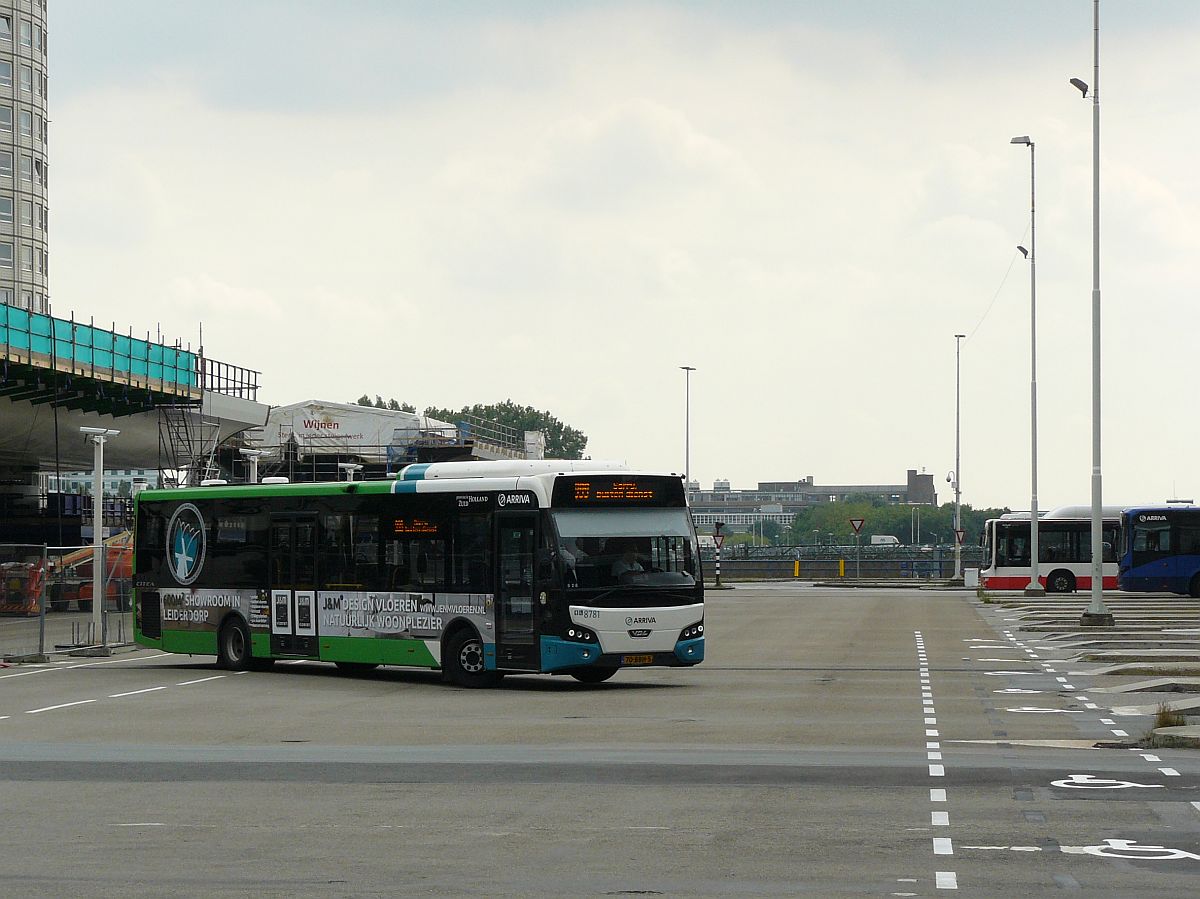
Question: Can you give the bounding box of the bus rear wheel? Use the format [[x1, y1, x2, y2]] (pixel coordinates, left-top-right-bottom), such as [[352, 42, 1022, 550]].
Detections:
[[444, 630, 499, 688], [217, 618, 254, 671], [571, 667, 617, 684], [1046, 570, 1076, 594]]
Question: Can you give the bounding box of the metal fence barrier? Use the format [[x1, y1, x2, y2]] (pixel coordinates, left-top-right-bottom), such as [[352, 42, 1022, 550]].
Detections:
[[702, 546, 985, 582], [0, 542, 133, 661]]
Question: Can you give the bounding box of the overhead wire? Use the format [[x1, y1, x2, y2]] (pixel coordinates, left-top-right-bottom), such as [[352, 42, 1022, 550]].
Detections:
[[964, 220, 1031, 344]]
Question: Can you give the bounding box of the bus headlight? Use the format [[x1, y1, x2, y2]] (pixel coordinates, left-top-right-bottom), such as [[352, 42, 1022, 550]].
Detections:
[[565, 628, 596, 643]]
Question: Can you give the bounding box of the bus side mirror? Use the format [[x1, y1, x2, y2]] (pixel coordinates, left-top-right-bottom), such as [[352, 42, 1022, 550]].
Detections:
[[536, 548, 554, 580]]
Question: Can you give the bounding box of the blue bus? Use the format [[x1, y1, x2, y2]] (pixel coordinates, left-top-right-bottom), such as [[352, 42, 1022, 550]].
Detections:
[[1118, 506, 1200, 596]]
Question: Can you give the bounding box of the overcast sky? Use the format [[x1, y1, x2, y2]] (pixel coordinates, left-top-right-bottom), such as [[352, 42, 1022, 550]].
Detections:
[[47, 1, 1200, 510]]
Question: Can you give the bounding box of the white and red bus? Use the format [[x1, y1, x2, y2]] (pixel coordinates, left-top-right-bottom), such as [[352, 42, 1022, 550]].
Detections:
[[979, 506, 1122, 593]]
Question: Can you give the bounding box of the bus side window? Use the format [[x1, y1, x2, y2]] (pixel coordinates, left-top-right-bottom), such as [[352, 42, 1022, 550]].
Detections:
[[1180, 527, 1200, 555]]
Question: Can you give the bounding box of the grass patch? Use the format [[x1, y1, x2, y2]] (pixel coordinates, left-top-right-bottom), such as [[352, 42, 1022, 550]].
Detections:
[[1153, 701, 1186, 730]]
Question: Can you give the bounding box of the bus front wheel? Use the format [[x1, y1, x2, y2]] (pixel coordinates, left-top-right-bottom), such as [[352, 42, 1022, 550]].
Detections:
[[571, 667, 617, 684], [1046, 570, 1076, 594], [444, 630, 499, 688]]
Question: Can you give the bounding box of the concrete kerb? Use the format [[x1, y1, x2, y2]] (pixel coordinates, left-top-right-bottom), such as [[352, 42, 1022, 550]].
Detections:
[[815, 580, 969, 590], [1150, 725, 1200, 748], [1088, 677, 1200, 695], [1069, 661, 1200, 678], [2, 642, 137, 665]]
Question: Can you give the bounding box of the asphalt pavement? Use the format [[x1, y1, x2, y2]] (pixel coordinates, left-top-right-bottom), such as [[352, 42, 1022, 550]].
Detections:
[[1, 583, 1197, 897]]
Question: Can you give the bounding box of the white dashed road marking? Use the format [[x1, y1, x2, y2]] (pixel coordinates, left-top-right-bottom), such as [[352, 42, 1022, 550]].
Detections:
[[26, 699, 96, 714], [109, 686, 168, 698]]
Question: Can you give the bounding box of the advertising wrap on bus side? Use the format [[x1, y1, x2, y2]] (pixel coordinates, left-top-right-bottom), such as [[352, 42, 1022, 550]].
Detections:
[[133, 461, 704, 686]]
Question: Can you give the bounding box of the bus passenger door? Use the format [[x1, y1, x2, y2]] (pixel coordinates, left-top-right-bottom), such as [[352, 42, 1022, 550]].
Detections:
[[1132, 520, 1175, 591], [269, 515, 319, 656], [495, 512, 539, 670]]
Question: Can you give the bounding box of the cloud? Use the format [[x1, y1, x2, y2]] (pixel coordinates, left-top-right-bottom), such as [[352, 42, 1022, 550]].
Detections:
[[43, 2, 1200, 508]]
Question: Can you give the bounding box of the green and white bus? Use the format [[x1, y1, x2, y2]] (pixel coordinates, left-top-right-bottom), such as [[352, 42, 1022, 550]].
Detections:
[[133, 461, 704, 686]]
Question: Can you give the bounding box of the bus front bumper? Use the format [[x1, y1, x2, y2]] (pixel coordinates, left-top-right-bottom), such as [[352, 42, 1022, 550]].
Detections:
[[540, 636, 705, 671]]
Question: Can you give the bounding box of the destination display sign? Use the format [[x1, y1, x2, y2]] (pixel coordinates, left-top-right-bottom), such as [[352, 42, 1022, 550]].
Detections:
[[552, 475, 685, 508], [392, 517, 441, 536]]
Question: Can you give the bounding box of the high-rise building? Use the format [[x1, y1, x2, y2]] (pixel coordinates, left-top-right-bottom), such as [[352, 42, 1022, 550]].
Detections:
[[0, 1, 49, 313]]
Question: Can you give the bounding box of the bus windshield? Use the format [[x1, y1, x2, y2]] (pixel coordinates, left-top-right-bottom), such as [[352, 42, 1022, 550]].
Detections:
[[551, 508, 698, 589]]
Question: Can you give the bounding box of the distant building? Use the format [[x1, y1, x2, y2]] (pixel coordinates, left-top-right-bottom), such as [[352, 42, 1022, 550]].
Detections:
[[0, 1, 50, 313], [690, 469, 937, 533], [43, 468, 160, 497]]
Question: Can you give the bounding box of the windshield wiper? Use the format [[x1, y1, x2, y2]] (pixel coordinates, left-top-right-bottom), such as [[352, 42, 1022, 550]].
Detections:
[[574, 586, 697, 606]]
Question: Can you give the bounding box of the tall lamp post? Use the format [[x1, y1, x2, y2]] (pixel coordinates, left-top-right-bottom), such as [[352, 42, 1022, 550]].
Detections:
[[81, 426, 120, 649], [1011, 135, 1045, 597], [951, 334, 965, 583], [1073, 0, 1114, 626], [680, 366, 696, 501]]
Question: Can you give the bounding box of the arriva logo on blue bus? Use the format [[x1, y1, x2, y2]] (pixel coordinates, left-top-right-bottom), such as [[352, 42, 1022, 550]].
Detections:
[[166, 503, 207, 585]]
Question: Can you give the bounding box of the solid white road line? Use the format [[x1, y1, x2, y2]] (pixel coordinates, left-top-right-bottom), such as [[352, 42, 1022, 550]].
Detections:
[[1, 652, 171, 680]]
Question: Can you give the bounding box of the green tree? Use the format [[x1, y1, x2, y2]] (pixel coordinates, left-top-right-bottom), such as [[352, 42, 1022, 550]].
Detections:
[[786, 501, 1010, 546], [424, 400, 588, 459], [353, 394, 417, 413]]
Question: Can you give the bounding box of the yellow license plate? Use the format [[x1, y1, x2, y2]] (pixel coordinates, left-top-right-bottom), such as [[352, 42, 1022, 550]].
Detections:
[[622, 654, 654, 665]]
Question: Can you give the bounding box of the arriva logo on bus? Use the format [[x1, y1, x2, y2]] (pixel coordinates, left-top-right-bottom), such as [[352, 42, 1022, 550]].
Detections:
[[498, 493, 532, 507], [1139, 514, 1168, 522], [166, 503, 207, 586]]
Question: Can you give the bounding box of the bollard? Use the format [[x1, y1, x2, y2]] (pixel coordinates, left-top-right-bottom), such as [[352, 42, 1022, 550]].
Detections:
[[838, 559, 845, 578], [37, 544, 47, 658], [793, 560, 800, 578]]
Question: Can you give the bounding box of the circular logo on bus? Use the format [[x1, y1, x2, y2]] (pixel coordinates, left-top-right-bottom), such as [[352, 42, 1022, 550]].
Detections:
[[166, 503, 206, 585]]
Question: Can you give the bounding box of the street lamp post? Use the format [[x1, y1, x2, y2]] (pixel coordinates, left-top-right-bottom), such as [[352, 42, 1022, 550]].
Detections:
[[81, 426, 120, 649], [680, 366, 696, 502], [1073, 0, 1114, 626], [239, 447, 264, 484], [952, 334, 965, 583], [1012, 135, 1045, 597]]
